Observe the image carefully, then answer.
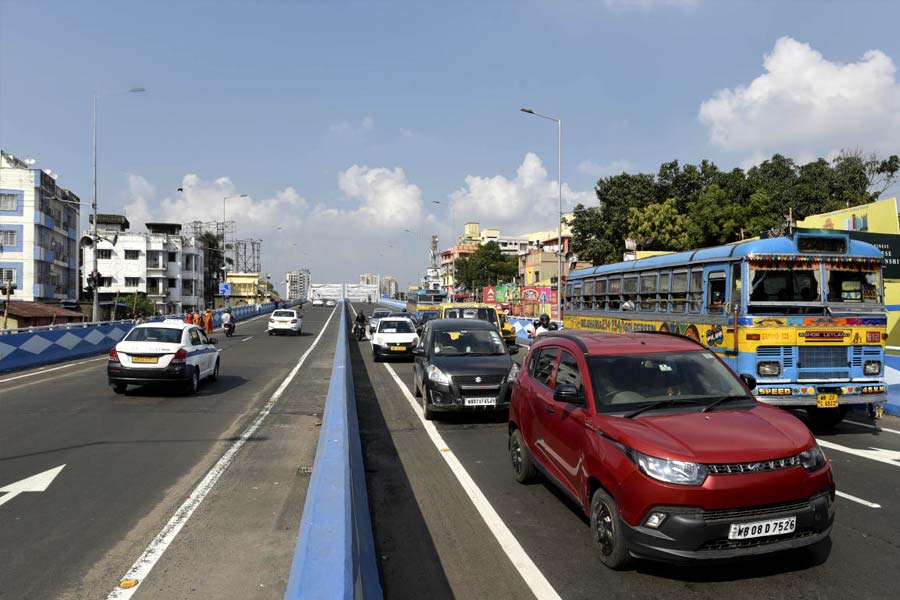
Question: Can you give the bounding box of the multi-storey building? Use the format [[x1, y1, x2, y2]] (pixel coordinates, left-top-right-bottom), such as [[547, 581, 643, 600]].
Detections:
[[438, 222, 525, 294], [0, 151, 80, 303], [379, 275, 399, 299], [82, 216, 205, 314], [517, 213, 591, 285], [359, 272, 381, 288], [286, 269, 311, 301]]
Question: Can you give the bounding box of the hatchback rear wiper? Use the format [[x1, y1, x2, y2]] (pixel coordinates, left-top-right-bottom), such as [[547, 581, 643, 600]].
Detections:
[[624, 399, 702, 419], [701, 395, 755, 413]]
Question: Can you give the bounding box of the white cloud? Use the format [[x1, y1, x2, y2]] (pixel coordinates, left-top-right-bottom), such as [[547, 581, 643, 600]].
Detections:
[[337, 164, 423, 228], [577, 159, 635, 178], [328, 116, 375, 141], [449, 153, 593, 236], [699, 36, 900, 162], [605, 0, 699, 10]]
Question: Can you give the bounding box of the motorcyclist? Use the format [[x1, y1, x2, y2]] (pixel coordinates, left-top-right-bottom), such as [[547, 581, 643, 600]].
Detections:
[[221, 308, 234, 335], [354, 310, 367, 339], [527, 313, 557, 339]]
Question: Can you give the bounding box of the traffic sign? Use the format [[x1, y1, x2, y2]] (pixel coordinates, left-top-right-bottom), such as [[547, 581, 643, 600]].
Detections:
[[219, 283, 232, 296]]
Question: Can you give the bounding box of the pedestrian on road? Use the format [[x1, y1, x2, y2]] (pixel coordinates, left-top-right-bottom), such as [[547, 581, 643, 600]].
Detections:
[[185, 311, 193, 324], [204, 308, 213, 333], [193, 310, 202, 327]]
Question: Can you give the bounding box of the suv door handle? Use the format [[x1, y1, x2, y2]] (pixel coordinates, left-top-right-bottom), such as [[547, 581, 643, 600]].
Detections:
[[545, 405, 556, 415]]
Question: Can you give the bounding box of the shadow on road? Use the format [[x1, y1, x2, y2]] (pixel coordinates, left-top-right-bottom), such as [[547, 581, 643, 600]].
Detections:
[[348, 338, 456, 600], [0, 435, 267, 462], [115, 374, 249, 398]]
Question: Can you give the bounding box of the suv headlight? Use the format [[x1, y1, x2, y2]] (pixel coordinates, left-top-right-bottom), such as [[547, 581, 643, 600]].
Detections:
[[799, 444, 827, 472], [864, 360, 882, 375], [507, 362, 520, 383], [628, 449, 707, 486], [757, 361, 781, 377], [426, 364, 452, 385]]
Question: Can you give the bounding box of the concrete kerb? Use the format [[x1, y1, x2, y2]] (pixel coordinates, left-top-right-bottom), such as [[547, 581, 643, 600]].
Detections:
[[284, 300, 382, 600]]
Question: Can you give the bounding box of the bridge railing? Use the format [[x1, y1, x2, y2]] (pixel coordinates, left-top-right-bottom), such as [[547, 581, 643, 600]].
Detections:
[[284, 300, 382, 600]]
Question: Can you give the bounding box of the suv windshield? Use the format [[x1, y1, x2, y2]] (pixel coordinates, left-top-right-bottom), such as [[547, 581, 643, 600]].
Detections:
[[589, 351, 748, 413], [378, 320, 414, 334], [125, 327, 183, 344], [432, 329, 506, 356]]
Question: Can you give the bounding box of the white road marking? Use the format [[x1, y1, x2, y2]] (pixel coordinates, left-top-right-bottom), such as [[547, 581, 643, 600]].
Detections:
[[240, 336, 253, 342], [835, 490, 881, 509], [382, 363, 562, 600], [0, 356, 107, 384], [844, 419, 900, 436], [818, 439, 900, 469], [106, 305, 337, 599], [0, 465, 66, 509]]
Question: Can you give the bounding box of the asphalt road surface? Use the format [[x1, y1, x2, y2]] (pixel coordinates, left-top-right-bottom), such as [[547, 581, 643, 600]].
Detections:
[[0, 305, 339, 600], [355, 302, 900, 600]]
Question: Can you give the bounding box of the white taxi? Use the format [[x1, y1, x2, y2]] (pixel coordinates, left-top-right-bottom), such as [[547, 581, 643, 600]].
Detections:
[[268, 309, 302, 335], [108, 319, 220, 394], [371, 316, 419, 361]]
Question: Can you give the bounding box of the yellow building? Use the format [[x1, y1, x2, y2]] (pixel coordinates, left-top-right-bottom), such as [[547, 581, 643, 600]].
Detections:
[[216, 272, 264, 307]]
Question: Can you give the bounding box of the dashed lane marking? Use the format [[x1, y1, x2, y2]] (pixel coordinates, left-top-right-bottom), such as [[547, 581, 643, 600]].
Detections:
[[105, 305, 337, 599], [844, 419, 900, 436], [818, 439, 900, 469], [240, 336, 253, 342], [382, 363, 562, 600], [835, 490, 882, 509]]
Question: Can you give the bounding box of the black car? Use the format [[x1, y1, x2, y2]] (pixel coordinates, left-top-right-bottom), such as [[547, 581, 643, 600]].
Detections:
[[412, 319, 518, 420]]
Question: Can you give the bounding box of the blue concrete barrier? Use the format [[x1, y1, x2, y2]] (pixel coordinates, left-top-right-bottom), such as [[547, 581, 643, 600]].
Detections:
[[0, 300, 299, 374], [882, 354, 900, 416], [284, 300, 382, 600]]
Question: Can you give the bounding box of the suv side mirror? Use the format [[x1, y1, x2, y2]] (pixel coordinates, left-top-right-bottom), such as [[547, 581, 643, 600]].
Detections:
[[553, 384, 583, 404], [739, 373, 757, 390]]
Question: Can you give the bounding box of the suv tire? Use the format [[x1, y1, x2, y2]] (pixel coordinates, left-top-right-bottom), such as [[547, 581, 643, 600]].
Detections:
[[590, 488, 632, 570], [509, 428, 537, 484]]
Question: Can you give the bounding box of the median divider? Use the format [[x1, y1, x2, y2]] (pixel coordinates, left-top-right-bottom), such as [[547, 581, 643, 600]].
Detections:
[[284, 300, 383, 600]]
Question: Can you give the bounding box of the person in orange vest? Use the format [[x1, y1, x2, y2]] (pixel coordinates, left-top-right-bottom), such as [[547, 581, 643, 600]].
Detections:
[[193, 310, 202, 326], [204, 308, 213, 333], [184, 311, 193, 324]]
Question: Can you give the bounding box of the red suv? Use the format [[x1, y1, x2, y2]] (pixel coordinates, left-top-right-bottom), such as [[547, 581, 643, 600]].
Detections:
[[508, 331, 834, 569]]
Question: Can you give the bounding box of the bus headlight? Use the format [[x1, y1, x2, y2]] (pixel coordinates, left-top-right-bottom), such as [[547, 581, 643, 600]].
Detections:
[[864, 360, 882, 375], [757, 361, 781, 377]]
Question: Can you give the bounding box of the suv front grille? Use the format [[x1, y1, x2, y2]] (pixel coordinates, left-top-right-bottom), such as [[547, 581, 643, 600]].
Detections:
[[454, 374, 505, 386], [701, 498, 811, 523], [706, 454, 801, 475]]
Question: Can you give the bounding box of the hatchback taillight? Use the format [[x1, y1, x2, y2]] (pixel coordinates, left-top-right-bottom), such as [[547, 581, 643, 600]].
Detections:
[[171, 348, 188, 365], [108, 347, 120, 363]]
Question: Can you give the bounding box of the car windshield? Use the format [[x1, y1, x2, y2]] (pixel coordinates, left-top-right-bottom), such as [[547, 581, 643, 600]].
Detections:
[[273, 310, 294, 317], [443, 307, 497, 323], [379, 320, 414, 334], [432, 329, 506, 356], [588, 351, 748, 413], [125, 327, 183, 344], [372, 310, 390, 318]]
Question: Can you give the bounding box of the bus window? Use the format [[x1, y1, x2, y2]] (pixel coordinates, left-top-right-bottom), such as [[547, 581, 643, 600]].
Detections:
[[688, 270, 703, 313], [572, 281, 582, 310], [658, 272, 670, 312], [707, 271, 726, 314], [825, 264, 882, 305], [639, 273, 658, 311], [608, 277, 622, 310], [596, 279, 607, 310], [565, 281, 575, 309], [583, 278, 595, 310], [671, 271, 687, 313], [623, 276, 638, 311], [748, 261, 821, 311]]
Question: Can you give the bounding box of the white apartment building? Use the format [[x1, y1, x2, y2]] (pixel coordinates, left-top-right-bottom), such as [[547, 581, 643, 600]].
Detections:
[[479, 227, 528, 256], [82, 217, 205, 314], [0, 150, 81, 303], [359, 272, 380, 288], [286, 269, 311, 301], [379, 275, 399, 299]]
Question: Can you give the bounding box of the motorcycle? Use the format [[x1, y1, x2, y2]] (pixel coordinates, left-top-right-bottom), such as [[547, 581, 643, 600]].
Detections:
[[224, 321, 235, 337], [352, 322, 367, 341]]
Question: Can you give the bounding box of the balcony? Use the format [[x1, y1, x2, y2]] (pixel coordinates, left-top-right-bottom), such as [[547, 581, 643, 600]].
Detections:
[[146, 262, 166, 270]]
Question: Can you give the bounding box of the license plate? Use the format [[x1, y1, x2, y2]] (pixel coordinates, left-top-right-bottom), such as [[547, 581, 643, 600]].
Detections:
[[132, 356, 158, 364], [817, 393, 839, 408], [728, 516, 796, 540], [390, 346, 406, 351], [464, 397, 496, 406]]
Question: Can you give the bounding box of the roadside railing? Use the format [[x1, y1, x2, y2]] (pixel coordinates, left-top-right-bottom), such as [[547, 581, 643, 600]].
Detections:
[[284, 300, 382, 600]]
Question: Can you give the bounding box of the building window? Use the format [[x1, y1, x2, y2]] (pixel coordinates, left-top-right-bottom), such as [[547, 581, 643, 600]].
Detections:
[[168, 278, 177, 289], [0, 230, 17, 247], [125, 277, 140, 287], [125, 250, 140, 260], [168, 252, 177, 262], [0, 193, 18, 210], [100, 277, 113, 287], [1, 267, 16, 283], [97, 249, 113, 259]]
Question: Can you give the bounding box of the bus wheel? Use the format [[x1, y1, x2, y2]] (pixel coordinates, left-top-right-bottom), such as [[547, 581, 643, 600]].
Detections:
[[806, 406, 849, 429]]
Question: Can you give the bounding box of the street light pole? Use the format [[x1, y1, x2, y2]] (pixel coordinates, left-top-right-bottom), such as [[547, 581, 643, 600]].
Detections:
[[520, 107, 563, 323], [91, 87, 145, 322]]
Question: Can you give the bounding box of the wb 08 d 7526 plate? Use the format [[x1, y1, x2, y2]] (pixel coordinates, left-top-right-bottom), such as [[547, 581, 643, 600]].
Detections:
[[728, 516, 796, 540]]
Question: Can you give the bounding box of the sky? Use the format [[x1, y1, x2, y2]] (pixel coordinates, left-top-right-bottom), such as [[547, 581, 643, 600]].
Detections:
[[4, 0, 900, 291]]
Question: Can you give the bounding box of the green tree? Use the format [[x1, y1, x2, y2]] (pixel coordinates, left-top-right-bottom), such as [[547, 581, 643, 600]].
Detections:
[[455, 242, 518, 291], [627, 198, 692, 252], [121, 293, 155, 317]]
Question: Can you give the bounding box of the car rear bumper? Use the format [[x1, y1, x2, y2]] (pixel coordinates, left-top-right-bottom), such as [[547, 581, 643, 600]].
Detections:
[[108, 364, 194, 385], [621, 487, 834, 563], [268, 323, 300, 332]]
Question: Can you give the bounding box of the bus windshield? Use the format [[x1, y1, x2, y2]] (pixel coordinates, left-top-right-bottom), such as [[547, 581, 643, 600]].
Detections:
[[749, 262, 822, 312], [825, 265, 882, 307]]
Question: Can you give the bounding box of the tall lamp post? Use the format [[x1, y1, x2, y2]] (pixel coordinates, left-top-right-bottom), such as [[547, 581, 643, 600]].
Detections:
[[520, 107, 562, 322], [91, 87, 145, 322]]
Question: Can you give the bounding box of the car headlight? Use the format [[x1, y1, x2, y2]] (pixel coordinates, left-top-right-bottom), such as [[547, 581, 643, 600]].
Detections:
[[507, 362, 520, 383], [799, 444, 827, 472], [757, 361, 781, 377], [373, 336, 383, 346], [427, 364, 452, 385], [628, 449, 707, 486], [412, 337, 419, 346], [864, 360, 882, 376]]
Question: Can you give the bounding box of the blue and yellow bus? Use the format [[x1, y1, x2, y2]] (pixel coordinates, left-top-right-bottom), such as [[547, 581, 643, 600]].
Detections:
[[407, 288, 448, 323], [563, 232, 887, 426]]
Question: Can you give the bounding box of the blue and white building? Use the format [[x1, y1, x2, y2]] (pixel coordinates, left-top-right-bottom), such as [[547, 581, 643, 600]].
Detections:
[[0, 150, 80, 303]]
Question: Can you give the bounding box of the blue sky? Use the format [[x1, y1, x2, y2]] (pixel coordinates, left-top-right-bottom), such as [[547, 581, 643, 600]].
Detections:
[[3, 0, 900, 288]]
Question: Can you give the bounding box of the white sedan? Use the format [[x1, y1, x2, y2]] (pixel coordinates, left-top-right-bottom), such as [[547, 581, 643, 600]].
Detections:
[[312, 298, 324, 306], [371, 317, 419, 361], [325, 299, 336, 307], [108, 319, 220, 394], [268, 309, 302, 335]]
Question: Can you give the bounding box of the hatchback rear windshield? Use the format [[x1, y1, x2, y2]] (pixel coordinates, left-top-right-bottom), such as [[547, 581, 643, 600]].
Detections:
[[443, 307, 497, 323], [125, 327, 183, 343], [588, 351, 747, 412], [273, 310, 295, 317]]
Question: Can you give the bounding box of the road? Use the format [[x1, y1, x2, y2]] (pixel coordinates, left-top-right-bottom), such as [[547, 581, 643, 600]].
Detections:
[[354, 303, 900, 600], [0, 305, 339, 600]]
